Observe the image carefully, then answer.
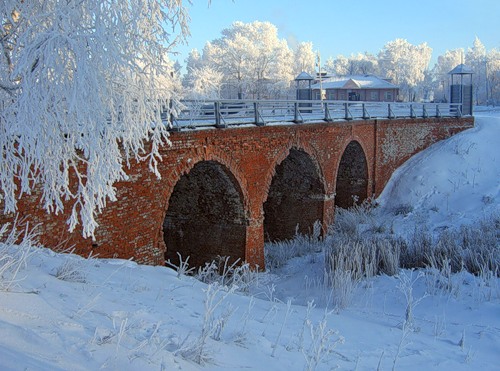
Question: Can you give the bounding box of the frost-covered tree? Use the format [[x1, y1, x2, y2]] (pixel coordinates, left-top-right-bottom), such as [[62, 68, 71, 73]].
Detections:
[[293, 41, 316, 76], [0, 0, 190, 237], [182, 48, 203, 89], [432, 48, 464, 102], [187, 66, 224, 99], [201, 38, 245, 99], [379, 38, 432, 101], [202, 21, 294, 99], [486, 49, 500, 104], [323, 55, 348, 76], [186, 49, 203, 71], [417, 69, 435, 102], [342, 53, 379, 75], [173, 60, 183, 76], [323, 53, 378, 77], [466, 37, 487, 104]]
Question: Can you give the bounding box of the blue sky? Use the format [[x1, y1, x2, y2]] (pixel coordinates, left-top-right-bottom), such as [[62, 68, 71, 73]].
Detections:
[[172, 0, 498, 69]]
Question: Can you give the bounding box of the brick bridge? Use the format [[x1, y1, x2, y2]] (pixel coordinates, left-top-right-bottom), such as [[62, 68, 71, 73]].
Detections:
[[1, 101, 474, 269]]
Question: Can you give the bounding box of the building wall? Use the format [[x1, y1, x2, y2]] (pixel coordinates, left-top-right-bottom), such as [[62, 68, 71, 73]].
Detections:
[[315, 88, 399, 102], [0, 117, 474, 268]]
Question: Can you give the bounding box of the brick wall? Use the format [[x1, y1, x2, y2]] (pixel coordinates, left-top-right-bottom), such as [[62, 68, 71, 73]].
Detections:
[[0, 116, 474, 269]]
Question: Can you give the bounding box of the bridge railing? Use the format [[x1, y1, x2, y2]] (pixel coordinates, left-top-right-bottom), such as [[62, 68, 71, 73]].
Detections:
[[169, 99, 464, 131]]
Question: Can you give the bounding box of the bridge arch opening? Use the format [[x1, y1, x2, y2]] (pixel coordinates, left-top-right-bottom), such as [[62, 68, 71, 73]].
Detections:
[[335, 141, 369, 209], [163, 160, 246, 268], [264, 148, 325, 242]]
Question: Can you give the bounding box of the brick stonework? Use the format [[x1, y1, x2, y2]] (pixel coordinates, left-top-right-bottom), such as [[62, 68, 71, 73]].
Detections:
[[0, 117, 474, 268]]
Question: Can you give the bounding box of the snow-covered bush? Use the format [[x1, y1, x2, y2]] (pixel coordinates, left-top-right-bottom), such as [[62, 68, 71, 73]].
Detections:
[[0, 224, 37, 291], [330, 202, 379, 237], [166, 252, 196, 278], [323, 233, 403, 309], [376, 238, 403, 276], [392, 204, 414, 216], [196, 256, 259, 293], [322, 203, 498, 309], [399, 226, 433, 269], [302, 311, 344, 371], [396, 270, 427, 332], [265, 221, 323, 271], [54, 256, 87, 283], [457, 217, 499, 275], [175, 282, 236, 365], [400, 215, 499, 277]]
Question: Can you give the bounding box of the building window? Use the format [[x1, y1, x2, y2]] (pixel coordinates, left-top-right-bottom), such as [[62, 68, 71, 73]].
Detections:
[[328, 91, 335, 100], [339, 92, 346, 100], [384, 91, 393, 101], [370, 91, 378, 101]]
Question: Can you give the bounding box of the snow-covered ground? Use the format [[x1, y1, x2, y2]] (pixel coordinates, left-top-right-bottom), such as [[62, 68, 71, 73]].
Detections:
[[0, 109, 499, 370], [378, 106, 500, 237]]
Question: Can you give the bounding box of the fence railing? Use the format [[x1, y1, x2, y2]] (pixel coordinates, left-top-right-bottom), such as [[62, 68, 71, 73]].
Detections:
[[169, 99, 464, 131]]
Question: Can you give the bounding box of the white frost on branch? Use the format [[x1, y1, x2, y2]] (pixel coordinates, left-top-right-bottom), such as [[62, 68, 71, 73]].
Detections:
[[187, 65, 224, 100], [379, 38, 432, 102], [200, 21, 294, 99], [0, 0, 189, 237]]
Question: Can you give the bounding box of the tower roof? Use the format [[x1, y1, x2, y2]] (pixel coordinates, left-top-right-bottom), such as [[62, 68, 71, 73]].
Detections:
[[295, 71, 314, 81], [448, 64, 474, 75]]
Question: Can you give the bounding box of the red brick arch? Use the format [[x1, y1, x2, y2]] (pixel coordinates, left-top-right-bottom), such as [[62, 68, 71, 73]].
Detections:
[[261, 140, 327, 241], [155, 147, 250, 261], [158, 147, 250, 218], [334, 137, 372, 208], [334, 135, 374, 183], [261, 140, 327, 207], [334, 135, 373, 182]]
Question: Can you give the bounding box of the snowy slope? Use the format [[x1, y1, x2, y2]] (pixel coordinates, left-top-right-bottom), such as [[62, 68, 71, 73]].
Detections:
[[378, 109, 500, 236], [0, 110, 499, 371]]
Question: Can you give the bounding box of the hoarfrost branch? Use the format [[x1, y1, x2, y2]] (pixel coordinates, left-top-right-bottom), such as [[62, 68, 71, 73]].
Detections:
[[0, 0, 190, 237]]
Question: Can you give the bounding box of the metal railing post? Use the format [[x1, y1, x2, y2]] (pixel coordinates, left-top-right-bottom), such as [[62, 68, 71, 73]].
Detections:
[[344, 102, 352, 120], [422, 104, 428, 118], [214, 101, 222, 128], [293, 102, 302, 123], [324, 102, 332, 122], [388, 103, 394, 119], [410, 104, 416, 118], [362, 103, 370, 119], [254, 102, 264, 126]]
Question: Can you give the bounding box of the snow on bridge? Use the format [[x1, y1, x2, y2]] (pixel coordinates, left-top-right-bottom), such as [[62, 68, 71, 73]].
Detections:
[[170, 99, 465, 130]]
